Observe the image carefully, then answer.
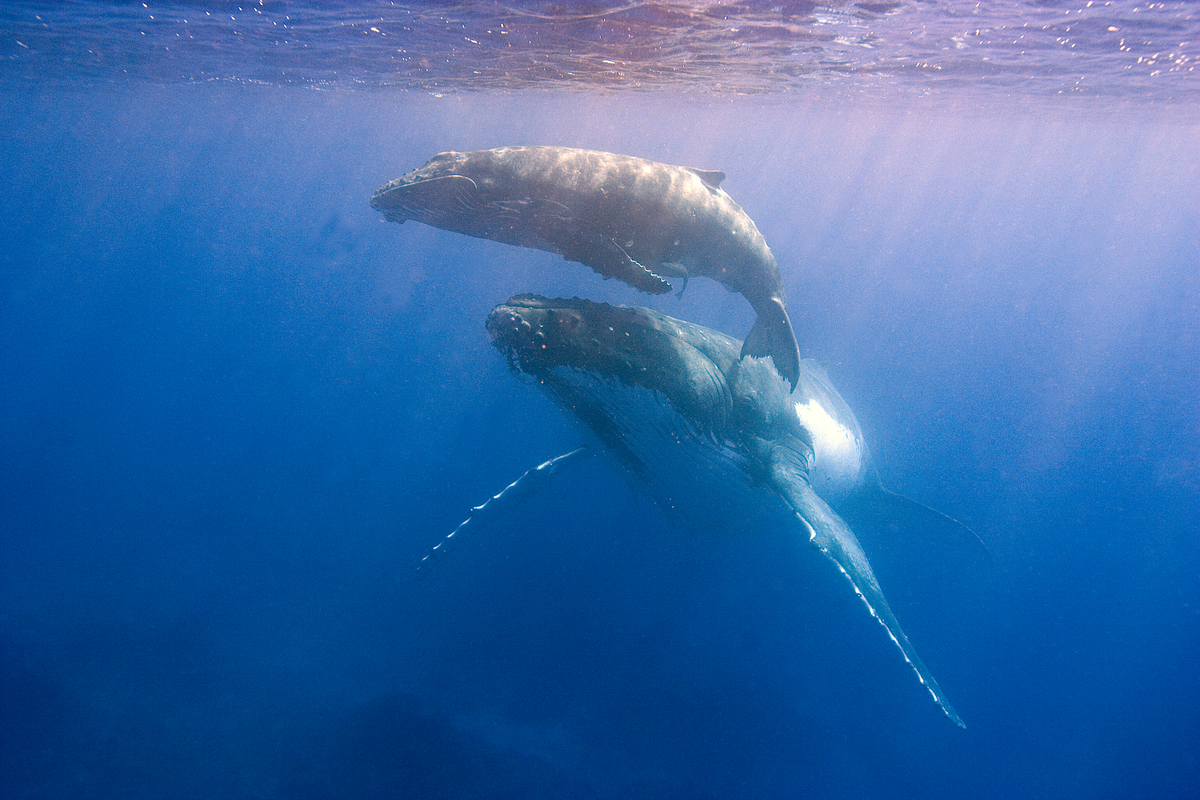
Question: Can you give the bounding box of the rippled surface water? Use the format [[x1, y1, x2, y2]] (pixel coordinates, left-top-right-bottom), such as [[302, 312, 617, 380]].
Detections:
[[3, 1, 1197, 106]]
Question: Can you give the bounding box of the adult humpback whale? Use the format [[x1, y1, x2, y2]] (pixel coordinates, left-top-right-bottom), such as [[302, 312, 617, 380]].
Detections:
[[424, 294, 984, 727], [371, 146, 803, 390]]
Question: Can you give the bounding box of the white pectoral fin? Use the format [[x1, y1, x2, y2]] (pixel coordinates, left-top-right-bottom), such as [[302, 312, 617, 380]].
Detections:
[[414, 447, 594, 578], [779, 475, 966, 728]]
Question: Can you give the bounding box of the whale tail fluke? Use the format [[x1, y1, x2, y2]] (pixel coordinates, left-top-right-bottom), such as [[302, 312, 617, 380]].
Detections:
[[742, 297, 802, 392], [844, 482, 995, 565]]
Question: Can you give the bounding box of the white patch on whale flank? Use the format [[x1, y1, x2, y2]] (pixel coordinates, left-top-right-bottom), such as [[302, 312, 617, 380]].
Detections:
[[795, 397, 863, 505]]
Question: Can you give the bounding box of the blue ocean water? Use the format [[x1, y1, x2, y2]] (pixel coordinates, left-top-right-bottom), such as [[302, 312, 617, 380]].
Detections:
[[2, 3, 1198, 799]]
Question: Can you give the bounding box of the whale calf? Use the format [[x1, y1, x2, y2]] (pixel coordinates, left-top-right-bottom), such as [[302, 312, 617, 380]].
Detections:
[[371, 146, 803, 389], [424, 294, 983, 726]]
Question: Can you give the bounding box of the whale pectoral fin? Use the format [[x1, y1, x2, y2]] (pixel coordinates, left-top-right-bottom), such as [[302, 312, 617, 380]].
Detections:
[[673, 272, 690, 299], [741, 298, 802, 392], [774, 470, 966, 727], [553, 230, 673, 295], [371, 175, 482, 223], [415, 447, 594, 578]]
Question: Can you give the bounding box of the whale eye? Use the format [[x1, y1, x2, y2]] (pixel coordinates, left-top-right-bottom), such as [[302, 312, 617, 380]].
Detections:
[[553, 312, 582, 334]]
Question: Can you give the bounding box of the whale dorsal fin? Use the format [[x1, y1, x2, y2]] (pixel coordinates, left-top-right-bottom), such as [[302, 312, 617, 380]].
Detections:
[[686, 168, 726, 189]]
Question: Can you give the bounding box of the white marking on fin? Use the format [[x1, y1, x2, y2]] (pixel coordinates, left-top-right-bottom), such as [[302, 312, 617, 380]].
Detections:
[[783, 475, 965, 727], [415, 447, 593, 578]]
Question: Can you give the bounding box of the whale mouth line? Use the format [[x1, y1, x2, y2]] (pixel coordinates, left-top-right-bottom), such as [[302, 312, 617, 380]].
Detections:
[[491, 329, 535, 381], [371, 174, 482, 221], [486, 299, 552, 380]]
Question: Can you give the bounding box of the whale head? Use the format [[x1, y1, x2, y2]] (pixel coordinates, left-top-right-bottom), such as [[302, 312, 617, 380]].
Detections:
[[486, 294, 742, 434], [370, 151, 482, 224]]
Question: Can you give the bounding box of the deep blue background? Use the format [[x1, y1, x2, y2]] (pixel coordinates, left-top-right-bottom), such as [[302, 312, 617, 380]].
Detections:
[[2, 87, 1197, 798]]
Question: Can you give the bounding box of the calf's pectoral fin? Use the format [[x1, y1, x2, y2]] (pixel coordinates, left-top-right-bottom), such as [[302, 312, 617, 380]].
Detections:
[[487, 197, 575, 222], [553, 229, 672, 295], [741, 297, 802, 391], [774, 471, 966, 728]]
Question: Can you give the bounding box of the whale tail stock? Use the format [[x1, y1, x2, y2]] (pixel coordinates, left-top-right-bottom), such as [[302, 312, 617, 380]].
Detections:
[[741, 297, 802, 392]]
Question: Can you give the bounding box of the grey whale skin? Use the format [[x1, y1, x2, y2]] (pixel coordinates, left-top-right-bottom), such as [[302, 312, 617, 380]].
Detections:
[[477, 294, 975, 727], [371, 146, 803, 390]]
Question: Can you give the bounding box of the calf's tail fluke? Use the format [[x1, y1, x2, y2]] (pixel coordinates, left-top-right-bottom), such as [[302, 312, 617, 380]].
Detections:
[[741, 297, 802, 392]]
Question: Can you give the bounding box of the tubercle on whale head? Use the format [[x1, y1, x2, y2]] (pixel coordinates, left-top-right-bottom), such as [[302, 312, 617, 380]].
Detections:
[[371, 151, 468, 202], [486, 294, 640, 378], [487, 294, 693, 386], [486, 296, 561, 379], [402, 150, 465, 181]]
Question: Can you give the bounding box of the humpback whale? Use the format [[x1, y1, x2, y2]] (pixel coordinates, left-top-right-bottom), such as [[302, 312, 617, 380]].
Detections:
[[425, 294, 984, 726], [371, 146, 803, 390]]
